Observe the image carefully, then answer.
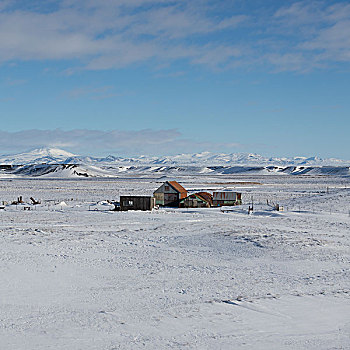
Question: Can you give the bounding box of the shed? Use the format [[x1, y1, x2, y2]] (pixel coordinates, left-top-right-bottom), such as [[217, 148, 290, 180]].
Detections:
[[120, 196, 155, 211], [212, 192, 242, 207], [179, 192, 213, 208], [153, 181, 187, 207]]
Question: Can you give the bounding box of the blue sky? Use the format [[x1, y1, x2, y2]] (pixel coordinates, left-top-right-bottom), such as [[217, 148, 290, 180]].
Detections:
[[0, 0, 349, 158]]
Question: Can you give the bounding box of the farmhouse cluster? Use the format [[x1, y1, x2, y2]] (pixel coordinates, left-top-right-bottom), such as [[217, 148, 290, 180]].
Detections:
[[120, 180, 242, 211]]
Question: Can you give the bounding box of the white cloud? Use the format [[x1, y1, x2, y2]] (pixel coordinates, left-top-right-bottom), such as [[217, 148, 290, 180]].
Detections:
[[301, 20, 350, 61], [0, 1, 349, 72], [0, 129, 243, 156], [0, 1, 247, 70], [270, 1, 350, 70]]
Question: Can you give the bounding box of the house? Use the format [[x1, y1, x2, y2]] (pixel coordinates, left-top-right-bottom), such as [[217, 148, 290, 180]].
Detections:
[[153, 181, 187, 207], [212, 192, 242, 207], [179, 192, 213, 208], [120, 196, 155, 211]]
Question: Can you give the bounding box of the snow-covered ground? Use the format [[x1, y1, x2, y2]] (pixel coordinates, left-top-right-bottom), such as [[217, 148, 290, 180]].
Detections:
[[0, 175, 349, 349]]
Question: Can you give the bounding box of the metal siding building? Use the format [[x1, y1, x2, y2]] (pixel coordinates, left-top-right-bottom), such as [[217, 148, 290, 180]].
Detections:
[[212, 192, 242, 207]]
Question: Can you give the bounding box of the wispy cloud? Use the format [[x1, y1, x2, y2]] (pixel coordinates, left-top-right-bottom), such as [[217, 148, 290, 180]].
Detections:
[[0, 0, 248, 70], [269, 1, 350, 71], [0, 96, 14, 102], [64, 85, 125, 100], [5, 79, 27, 86], [0, 1, 349, 72], [0, 129, 243, 156]]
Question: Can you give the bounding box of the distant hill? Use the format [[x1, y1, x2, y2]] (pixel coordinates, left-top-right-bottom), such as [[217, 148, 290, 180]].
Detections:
[[0, 148, 76, 165], [0, 148, 348, 177], [1, 147, 349, 167]]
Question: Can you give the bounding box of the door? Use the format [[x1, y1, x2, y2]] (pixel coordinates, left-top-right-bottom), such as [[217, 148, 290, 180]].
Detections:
[[164, 193, 178, 206]]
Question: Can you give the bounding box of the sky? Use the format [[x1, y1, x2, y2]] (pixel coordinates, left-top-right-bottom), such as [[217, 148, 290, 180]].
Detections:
[[0, 0, 349, 158]]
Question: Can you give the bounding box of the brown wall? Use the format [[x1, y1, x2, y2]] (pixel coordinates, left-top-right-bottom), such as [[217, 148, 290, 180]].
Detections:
[[120, 196, 154, 211]]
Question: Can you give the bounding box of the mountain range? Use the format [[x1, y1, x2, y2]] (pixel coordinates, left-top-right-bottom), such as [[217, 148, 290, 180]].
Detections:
[[0, 148, 348, 178], [0, 147, 349, 167]]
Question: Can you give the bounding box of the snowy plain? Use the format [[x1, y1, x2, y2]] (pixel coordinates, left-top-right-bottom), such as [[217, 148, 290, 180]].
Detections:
[[0, 173, 349, 349]]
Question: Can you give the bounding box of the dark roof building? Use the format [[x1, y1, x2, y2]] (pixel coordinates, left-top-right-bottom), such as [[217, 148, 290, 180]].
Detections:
[[120, 196, 155, 211]]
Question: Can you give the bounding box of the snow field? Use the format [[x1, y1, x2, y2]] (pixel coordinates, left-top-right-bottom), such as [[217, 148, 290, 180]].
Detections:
[[0, 175, 349, 349]]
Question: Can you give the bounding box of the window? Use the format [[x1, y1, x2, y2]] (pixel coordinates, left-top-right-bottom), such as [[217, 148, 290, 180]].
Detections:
[[165, 186, 170, 191]]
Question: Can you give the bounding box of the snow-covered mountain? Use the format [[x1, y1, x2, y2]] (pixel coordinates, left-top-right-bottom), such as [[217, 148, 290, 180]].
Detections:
[[1, 148, 349, 167], [0, 148, 76, 165], [0, 148, 349, 177], [133, 153, 348, 166]]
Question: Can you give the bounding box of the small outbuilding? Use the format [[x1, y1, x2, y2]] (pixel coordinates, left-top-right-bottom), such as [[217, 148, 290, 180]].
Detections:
[[153, 181, 187, 207], [120, 196, 155, 211], [179, 192, 213, 208], [212, 191, 242, 207]]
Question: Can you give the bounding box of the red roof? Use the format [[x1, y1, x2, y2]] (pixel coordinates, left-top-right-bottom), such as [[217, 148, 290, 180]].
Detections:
[[168, 181, 187, 198], [195, 192, 213, 205]]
